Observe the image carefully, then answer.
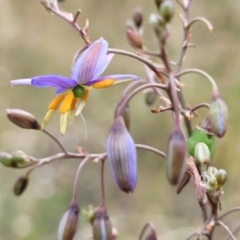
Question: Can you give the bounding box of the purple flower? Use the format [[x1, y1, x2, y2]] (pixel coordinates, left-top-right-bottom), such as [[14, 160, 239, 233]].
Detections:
[[11, 38, 140, 134]]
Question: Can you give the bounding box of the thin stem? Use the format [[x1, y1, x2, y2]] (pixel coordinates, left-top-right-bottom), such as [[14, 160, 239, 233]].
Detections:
[[223, 224, 240, 240], [185, 232, 198, 240], [116, 83, 167, 117], [135, 144, 166, 159], [219, 207, 240, 220], [187, 17, 213, 32], [122, 79, 146, 97], [175, 68, 219, 92], [108, 48, 167, 79], [139, 222, 155, 240], [42, 129, 68, 154], [101, 159, 106, 205], [73, 156, 90, 200], [191, 103, 210, 112], [217, 221, 237, 240]]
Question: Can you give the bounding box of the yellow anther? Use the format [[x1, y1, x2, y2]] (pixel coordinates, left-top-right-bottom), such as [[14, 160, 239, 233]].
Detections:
[[48, 94, 65, 110], [60, 112, 69, 135], [70, 98, 78, 111], [42, 109, 55, 130], [60, 91, 74, 114], [92, 79, 115, 89], [82, 89, 89, 101]]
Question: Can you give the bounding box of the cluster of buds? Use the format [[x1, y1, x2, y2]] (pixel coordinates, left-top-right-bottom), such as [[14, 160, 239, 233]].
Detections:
[[150, 0, 174, 41], [0, 151, 34, 168], [202, 167, 227, 202]]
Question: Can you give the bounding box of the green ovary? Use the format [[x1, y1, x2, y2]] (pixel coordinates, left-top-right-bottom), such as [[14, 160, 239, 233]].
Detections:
[[72, 85, 85, 98]]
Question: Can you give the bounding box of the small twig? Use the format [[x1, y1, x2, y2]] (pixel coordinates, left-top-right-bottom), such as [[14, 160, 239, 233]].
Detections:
[[185, 231, 198, 240], [135, 144, 166, 159], [219, 207, 240, 220], [42, 129, 68, 154], [73, 156, 90, 199], [187, 17, 213, 32], [190, 103, 210, 112], [217, 221, 237, 240], [116, 83, 167, 117]]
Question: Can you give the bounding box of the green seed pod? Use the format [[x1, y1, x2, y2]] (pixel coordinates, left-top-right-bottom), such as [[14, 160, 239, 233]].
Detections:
[[188, 117, 215, 159], [0, 152, 15, 167], [14, 176, 28, 196], [72, 85, 85, 98], [194, 142, 210, 172], [160, 0, 174, 23], [145, 92, 156, 106], [7, 109, 41, 130], [92, 205, 112, 240], [126, 29, 143, 49], [167, 124, 187, 185], [209, 94, 228, 138], [216, 169, 227, 187], [133, 8, 143, 28], [58, 199, 80, 240]]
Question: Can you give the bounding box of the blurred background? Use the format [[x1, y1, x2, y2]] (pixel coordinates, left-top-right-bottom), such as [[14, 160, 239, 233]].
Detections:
[[0, 0, 240, 239]]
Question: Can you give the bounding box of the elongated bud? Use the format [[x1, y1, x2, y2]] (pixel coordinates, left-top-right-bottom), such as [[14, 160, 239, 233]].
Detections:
[[133, 8, 143, 28], [167, 124, 187, 185], [14, 176, 28, 196], [107, 116, 137, 193], [58, 199, 80, 240], [149, 13, 166, 38], [216, 169, 227, 187], [209, 93, 228, 137], [155, 0, 164, 8], [194, 142, 210, 171], [126, 29, 143, 49], [145, 92, 156, 106], [93, 205, 112, 240], [160, 0, 174, 23], [0, 152, 15, 167], [7, 109, 41, 130]]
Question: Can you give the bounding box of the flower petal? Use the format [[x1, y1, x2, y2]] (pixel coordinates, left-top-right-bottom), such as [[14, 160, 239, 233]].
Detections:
[[86, 74, 141, 88], [31, 75, 77, 89], [71, 38, 109, 85]]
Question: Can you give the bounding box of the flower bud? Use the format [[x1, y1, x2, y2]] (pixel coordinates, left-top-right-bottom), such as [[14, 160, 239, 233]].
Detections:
[[209, 94, 228, 138], [133, 8, 143, 28], [92, 205, 112, 240], [160, 0, 174, 23], [155, 0, 164, 8], [216, 169, 227, 187], [207, 166, 218, 177], [149, 14, 166, 38], [107, 116, 137, 193], [194, 142, 210, 170], [126, 29, 143, 49], [207, 176, 218, 191], [145, 91, 156, 106], [58, 199, 80, 240], [166, 124, 187, 185], [0, 152, 15, 167], [7, 109, 41, 130], [14, 176, 28, 196], [39, 0, 53, 10]]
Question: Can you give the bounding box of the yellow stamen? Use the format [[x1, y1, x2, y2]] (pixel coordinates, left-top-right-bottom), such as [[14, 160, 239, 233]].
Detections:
[[82, 89, 89, 101], [69, 98, 78, 123], [92, 79, 115, 89], [48, 94, 65, 110], [42, 109, 55, 130], [60, 112, 69, 135], [60, 91, 74, 114]]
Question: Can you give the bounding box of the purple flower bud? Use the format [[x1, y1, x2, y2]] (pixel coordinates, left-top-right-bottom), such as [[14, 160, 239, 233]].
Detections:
[[92, 205, 112, 240], [107, 116, 137, 193], [126, 29, 143, 49], [14, 176, 28, 196], [209, 94, 228, 138], [133, 8, 143, 28], [7, 109, 41, 130], [166, 125, 187, 185], [58, 199, 80, 240]]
